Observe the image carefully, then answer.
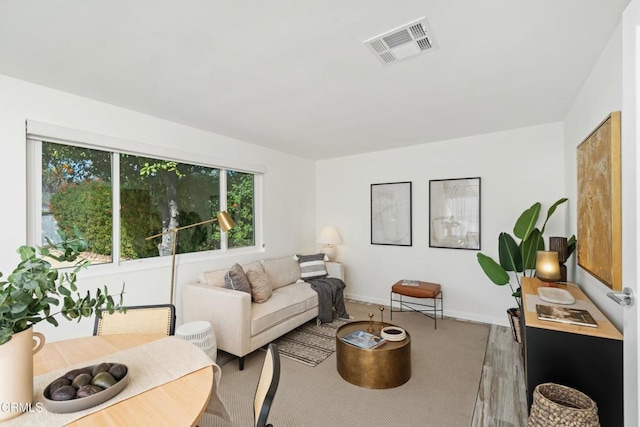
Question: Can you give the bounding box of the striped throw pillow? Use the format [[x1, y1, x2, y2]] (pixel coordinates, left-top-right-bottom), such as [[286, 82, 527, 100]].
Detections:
[[295, 253, 328, 279]]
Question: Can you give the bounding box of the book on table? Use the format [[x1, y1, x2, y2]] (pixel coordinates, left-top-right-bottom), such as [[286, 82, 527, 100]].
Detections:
[[402, 280, 420, 286], [535, 304, 598, 328], [341, 330, 386, 349]]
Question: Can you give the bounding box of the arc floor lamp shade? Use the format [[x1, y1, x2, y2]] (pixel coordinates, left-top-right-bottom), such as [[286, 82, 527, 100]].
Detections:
[[147, 211, 236, 304]]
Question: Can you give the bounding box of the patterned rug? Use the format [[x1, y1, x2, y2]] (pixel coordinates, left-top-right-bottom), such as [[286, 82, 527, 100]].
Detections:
[[272, 318, 350, 366]]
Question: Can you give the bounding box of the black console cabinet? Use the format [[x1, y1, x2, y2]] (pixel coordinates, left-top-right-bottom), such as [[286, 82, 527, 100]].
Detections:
[[521, 278, 623, 427]]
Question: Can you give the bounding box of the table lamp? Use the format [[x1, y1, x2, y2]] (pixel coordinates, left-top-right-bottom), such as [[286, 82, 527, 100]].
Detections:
[[318, 226, 342, 261], [147, 211, 235, 304], [535, 250, 561, 284]]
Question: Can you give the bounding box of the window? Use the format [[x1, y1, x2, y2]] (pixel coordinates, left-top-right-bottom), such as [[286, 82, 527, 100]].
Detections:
[[42, 142, 113, 264], [32, 137, 259, 266], [119, 154, 223, 260], [227, 170, 255, 249]]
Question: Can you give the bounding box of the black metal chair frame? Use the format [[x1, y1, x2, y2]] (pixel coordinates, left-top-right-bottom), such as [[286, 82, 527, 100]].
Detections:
[[255, 343, 280, 427], [390, 290, 444, 329]]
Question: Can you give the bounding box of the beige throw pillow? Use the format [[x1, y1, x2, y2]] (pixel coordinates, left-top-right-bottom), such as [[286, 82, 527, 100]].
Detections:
[[246, 268, 273, 303]]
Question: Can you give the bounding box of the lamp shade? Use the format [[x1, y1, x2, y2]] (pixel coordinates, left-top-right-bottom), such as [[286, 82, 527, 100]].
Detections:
[[217, 211, 236, 232], [318, 226, 342, 245], [536, 251, 561, 282]]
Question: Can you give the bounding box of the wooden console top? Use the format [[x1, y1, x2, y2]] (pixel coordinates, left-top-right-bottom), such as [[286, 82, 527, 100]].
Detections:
[[521, 277, 622, 340]]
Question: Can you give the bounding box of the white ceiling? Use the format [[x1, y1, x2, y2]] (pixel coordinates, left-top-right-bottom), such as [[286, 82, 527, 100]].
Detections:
[[0, 0, 630, 160]]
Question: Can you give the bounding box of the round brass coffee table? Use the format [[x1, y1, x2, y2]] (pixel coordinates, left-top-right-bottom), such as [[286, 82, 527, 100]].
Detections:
[[336, 321, 411, 389]]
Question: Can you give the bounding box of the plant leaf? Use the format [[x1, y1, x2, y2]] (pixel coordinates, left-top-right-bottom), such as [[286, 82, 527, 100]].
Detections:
[[513, 203, 541, 241], [521, 228, 544, 270], [477, 253, 510, 285], [498, 233, 523, 272], [540, 198, 568, 235], [567, 234, 577, 258]]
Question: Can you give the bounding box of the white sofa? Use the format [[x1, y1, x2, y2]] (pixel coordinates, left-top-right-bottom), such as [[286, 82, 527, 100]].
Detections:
[[182, 255, 344, 369]]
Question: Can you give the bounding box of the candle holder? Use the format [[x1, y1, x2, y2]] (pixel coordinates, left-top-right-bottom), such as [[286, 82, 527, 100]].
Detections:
[[367, 313, 374, 333]]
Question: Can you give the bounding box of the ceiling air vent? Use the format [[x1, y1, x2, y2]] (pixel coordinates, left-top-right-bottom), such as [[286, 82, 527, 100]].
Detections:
[[363, 17, 436, 65]]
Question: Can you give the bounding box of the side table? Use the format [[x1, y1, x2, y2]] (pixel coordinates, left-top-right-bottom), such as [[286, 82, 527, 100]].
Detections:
[[336, 320, 411, 389], [176, 321, 217, 361]]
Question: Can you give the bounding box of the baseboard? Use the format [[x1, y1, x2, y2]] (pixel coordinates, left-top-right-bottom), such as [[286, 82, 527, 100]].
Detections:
[[346, 293, 510, 327]]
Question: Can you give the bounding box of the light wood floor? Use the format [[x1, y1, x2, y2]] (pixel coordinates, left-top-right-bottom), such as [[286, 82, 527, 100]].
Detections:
[[471, 324, 529, 427]]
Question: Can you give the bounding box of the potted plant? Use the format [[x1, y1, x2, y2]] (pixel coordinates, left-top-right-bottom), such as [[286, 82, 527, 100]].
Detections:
[[0, 230, 124, 420], [476, 198, 575, 343]]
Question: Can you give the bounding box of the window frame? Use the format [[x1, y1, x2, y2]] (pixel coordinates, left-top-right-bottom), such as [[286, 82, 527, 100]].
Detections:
[[26, 123, 264, 273]]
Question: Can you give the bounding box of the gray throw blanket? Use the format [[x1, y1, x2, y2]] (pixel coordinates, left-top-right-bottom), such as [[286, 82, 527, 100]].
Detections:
[[307, 277, 350, 323]]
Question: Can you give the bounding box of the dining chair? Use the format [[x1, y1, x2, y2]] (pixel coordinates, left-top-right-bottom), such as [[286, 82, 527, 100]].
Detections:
[[254, 343, 281, 427], [93, 304, 176, 336]]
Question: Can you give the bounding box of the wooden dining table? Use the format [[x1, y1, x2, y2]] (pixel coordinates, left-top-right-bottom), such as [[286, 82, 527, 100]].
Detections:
[[33, 334, 215, 426]]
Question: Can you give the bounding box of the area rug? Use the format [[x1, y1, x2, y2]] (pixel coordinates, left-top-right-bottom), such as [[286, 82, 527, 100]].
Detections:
[[271, 318, 350, 366], [199, 301, 490, 427]]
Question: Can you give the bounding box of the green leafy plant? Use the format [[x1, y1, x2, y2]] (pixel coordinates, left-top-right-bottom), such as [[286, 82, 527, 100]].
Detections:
[[0, 230, 125, 345], [477, 198, 576, 308]]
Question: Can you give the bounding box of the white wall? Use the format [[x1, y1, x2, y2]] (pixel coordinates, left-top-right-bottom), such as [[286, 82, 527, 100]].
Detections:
[[317, 123, 566, 326], [0, 75, 317, 342], [563, 24, 624, 329]]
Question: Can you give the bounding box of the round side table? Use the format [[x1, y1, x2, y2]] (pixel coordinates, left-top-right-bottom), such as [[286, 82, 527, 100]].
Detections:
[[336, 320, 411, 389], [176, 321, 217, 361]]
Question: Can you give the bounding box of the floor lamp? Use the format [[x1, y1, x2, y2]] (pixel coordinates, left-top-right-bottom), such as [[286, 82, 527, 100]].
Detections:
[[146, 211, 235, 304]]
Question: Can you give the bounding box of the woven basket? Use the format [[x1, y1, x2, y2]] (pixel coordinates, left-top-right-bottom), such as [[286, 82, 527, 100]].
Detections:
[[507, 308, 522, 343], [527, 383, 600, 427]]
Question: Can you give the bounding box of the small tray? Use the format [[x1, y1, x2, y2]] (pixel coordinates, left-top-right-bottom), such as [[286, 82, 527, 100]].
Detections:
[[42, 363, 129, 413], [537, 287, 576, 305]]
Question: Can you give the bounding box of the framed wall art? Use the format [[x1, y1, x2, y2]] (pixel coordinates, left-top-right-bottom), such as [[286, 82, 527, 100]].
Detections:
[[429, 177, 481, 250], [371, 182, 412, 246], [577, 111, 621, 291]]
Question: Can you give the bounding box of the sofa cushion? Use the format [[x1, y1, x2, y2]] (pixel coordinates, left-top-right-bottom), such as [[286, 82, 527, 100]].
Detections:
[[246, 268, 273, 303], [276, 282, 318, 310], [200, 269, 227, 288], [224, 263, 251, 294], [296, 253, 328, 279], [262, 256, 301, 290], [251, 289, 307, 335]]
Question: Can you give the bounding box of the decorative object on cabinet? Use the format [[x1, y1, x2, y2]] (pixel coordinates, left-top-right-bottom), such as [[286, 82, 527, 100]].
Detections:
[[577, 111, 622, 291], [146, 211, 235, 304], [548, 236, 570, 281], [476, 198, 575, 342], [371, 181, 412, 246], [537, 287, 575, 305], [317, 226, 342, 260], [535, 251, 561, 283], [429, 177, 480, 250]]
